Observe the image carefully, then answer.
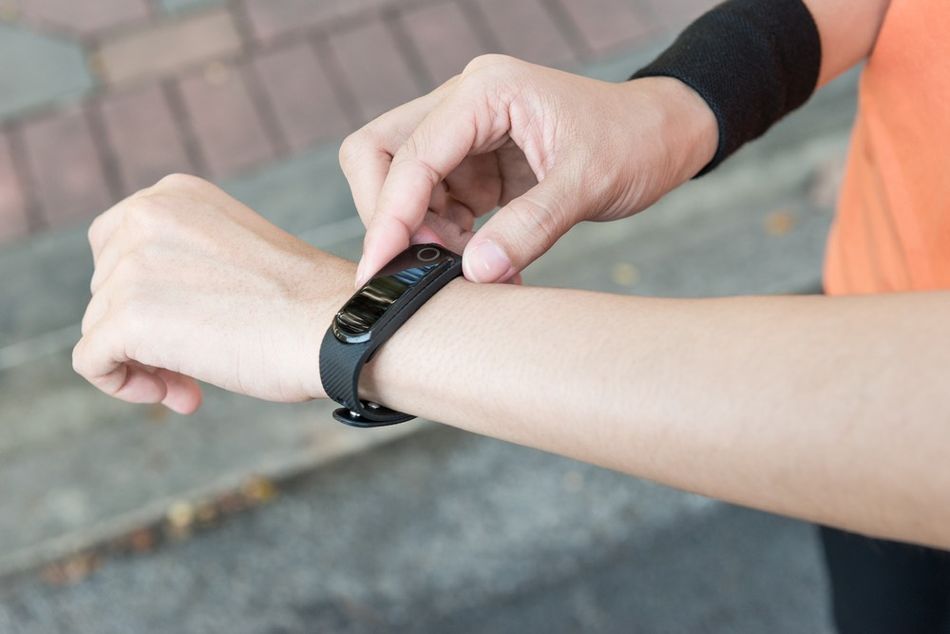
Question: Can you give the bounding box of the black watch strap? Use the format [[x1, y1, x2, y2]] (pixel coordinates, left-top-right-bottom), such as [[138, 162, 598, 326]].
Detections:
[[319, 331, 414, 427], [630, 0, 821, 177], [319, 247, 463, 427]]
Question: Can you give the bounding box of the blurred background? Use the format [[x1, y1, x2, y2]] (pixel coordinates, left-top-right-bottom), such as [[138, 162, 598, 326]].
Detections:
[[0, 0, 856, 631]]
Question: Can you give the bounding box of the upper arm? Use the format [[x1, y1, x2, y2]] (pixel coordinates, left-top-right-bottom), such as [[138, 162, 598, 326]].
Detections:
[[803, 0, 892, 86]]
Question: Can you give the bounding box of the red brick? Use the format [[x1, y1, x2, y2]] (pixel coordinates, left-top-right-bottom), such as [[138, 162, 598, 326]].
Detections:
[[99, 83, 194, 194], [643, 0, 718, 31], [475, 0, 576, 67], [95, 9, 243, 85], [0, 132, 29, 243], [21, 0, 150, 36], [556, 0, 654, 55], [21, 107, 114, 228], [400, 2, 489, 86], [242, 0, 386, 42], [178, 64, 276, 178], [253, 42, 350, 152], [329, 19, 422, 123]]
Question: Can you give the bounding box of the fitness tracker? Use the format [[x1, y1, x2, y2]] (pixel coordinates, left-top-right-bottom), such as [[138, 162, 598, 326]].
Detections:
[[319, 244, 463, 428]]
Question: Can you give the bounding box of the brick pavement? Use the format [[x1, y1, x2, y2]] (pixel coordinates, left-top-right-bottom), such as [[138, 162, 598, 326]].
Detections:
[[0, 0, 716, 244]]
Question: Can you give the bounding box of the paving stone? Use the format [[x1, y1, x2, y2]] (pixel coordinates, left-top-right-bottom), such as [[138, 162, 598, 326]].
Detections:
[[399, 1, 489, 86], [475, 0, 576, 66], [555, 0, 654, 55], [328, 18, 422, 123], [241, 0, 387, 42], [0, 131, 29, 243], [177, 63, 276, 178], [94, 8, 243, 85], [19, 0, 150, 36], [20, 106, 114, 228], [160, 0, 224, 13], [98, 83, 194, 194], [253, 41, 350, 152], [0, 23, 92, 120]]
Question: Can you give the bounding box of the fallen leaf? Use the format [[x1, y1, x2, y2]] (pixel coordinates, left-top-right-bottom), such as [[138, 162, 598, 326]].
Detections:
[[764, 210, 796, 236], [611, 262, 641, 287]]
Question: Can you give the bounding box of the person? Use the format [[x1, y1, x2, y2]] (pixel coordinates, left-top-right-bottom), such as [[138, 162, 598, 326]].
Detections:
[[72, 0, 950, 631]]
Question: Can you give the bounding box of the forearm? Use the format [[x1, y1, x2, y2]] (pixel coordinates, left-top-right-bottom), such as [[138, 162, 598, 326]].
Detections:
[[76, 176, 950, 547], [351, 275, 950, 547]]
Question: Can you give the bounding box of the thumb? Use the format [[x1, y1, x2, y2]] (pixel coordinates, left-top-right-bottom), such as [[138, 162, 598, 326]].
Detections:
[[463, 175, 576, 283]]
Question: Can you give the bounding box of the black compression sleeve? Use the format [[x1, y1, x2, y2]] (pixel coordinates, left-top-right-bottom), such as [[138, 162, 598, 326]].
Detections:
[[631, 0, 821, 176]]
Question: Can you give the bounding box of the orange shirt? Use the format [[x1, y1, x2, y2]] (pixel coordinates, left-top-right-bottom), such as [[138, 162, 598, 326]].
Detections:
[[823, 0, 950, 295]]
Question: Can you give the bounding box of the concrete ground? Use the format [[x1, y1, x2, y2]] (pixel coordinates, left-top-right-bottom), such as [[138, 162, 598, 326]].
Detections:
[[0, 425, 833, 634]]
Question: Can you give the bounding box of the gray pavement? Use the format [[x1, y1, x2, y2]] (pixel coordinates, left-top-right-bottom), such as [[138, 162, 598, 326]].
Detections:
[[0, 426, 833, 634]]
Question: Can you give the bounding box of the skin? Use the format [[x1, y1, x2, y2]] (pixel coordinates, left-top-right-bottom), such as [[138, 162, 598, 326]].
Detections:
[[74, 0, 950, 548]]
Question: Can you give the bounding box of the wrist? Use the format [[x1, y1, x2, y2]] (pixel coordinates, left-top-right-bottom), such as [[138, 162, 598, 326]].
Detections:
[[356, 276, 472, 409], [299, 257, 356, 400], [307, 253, 469, 410], [619, 76, 718, 183]]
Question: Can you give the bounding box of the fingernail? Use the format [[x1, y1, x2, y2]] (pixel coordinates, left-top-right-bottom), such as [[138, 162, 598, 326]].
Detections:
[[467, 240, 512, 283], [355, 258, 367, 288]]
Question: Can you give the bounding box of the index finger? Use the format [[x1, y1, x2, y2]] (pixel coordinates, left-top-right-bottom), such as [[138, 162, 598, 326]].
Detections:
[[341, 89, 446, 226], [356, 83, 507, 286]]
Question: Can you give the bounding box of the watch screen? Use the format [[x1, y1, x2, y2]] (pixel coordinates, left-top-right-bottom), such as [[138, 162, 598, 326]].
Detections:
[[335, 265, 435, 339], [333, 245, 454, 342]]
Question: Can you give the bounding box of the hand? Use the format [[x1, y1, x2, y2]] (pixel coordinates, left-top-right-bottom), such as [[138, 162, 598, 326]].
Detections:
[[340, 54, 717, 286], [73, 174, 352, 413]]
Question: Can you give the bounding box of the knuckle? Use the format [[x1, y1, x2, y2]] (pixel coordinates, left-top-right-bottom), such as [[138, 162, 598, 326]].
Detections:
[[87, 217, 102, 247], [110, 297, 146, 337], [338, 136, 353, 166], [338, 132, 360, 169], [155, 172, 206, 191], [515, 197, 563, 248], [71, 337, 105, 380], [394, 145, 442, 189], [124, 196, 160, 224], [113, 253, 148, 285], [123, 194, 174, 231], [80, 295, 102, 331], [80, 311, 93, 336], [463, 53, 517, 76], [71, 341, 86, 376], [339, 129, 376, 172], [130, 173, 208, 201], [398, 132, 424, 160], [89, 267, 104, 294]]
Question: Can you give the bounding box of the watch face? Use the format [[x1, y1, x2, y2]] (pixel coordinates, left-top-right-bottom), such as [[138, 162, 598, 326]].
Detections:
[[332, 245, 455, 343]]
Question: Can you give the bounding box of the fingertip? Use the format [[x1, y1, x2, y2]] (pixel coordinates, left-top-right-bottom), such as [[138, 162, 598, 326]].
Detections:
[[410, 224, 444, 246], [462, 239, 515, 284], [360, 220, 411, 285], [156, 369, 203, 415], [354, 258, 369, 289], [354, 252, 384, 288], [163, 391, 202, 415]]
